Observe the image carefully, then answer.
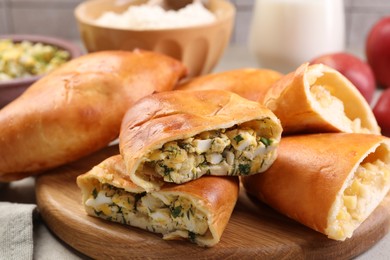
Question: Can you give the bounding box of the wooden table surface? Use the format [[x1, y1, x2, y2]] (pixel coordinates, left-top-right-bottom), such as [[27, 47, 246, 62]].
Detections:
[[35, 144, 390, 260]]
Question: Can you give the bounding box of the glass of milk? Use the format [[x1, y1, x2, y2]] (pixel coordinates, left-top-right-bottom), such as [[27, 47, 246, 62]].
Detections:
[[248, 0, 345, 74]]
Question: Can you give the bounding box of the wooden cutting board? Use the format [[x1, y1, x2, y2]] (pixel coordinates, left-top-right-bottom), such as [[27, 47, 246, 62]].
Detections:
[[35, 145, 390, 259]]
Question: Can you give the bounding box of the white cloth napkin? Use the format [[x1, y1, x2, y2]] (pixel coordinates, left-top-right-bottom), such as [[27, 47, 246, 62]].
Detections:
[[0, 202, 37, 260]]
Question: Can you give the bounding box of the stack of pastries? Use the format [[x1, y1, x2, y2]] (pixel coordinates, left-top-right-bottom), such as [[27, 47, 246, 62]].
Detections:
[[0, 49, 283, 247], [1, 48, 389, 247], [77, 89, 283, 246], [241, 63, 389, 241], [172, 62, 390, 241]]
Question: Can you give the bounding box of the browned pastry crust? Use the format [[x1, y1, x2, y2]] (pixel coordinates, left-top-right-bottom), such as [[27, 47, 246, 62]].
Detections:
[[77, 155, 239, 247], [119, 89, 282, 191], [176, 68, 283, 102], [242, 133, 390, 240], [262, 63, 380, 135], [0, 50, 186, 182]]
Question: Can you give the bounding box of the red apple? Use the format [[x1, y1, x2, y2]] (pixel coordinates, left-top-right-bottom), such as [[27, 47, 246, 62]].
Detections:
[[373, 88, 390, 137], [366, 17, 390, 89], [310, 52, 376, 103]]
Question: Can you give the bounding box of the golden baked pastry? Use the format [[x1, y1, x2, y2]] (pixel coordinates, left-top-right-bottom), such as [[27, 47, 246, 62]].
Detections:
[[0, 50, 186, 182], [119, 89, 283, 191], [262, 63, 380, 135], [242, 133, 390, 241], [77, 155, 239, 247], [176, 68, 282, 102]]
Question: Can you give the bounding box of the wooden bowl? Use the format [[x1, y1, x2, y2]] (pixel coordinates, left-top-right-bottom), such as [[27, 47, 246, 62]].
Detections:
[[74, 0, 235, 78]]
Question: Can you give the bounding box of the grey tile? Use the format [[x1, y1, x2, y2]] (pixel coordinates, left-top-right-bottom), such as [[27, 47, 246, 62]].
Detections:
[[344, 0, 354, 13], [352, 5, 390, 13], [348, 0, 390, 13], [231, 9, 252, 45], [0, 0, 10, 34], [344, 0, 354, 7], [352, 0, 390, 7], [233, 0, 253, 8], [10, 7, 81, 40], [9, 0, 83, 5], [347, 12, 389, 51], [0, 1, 5, 33], [345, 12, 353, 44], [344, 0, 390, 51]]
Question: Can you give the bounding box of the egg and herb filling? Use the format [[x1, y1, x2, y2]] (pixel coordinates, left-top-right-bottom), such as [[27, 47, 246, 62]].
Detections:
[[326, 144, 390, 240], [142, 122, 279, 184], [85, 183, 210, 244]]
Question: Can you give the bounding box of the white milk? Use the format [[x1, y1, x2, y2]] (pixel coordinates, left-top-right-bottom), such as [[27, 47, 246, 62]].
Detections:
[[249, 0, 345, 73]]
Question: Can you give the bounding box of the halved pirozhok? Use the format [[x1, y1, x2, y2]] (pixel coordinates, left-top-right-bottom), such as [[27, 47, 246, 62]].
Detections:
[[120, 89, 282, 192], [77, 155, 239, 247], [242, 133, 390, 240], [262, 63, 380, 135]]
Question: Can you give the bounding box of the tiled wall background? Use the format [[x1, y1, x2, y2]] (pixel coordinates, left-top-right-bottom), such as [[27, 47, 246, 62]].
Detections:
[[229, 0, 390, 52], [1, 0, 390, 52]]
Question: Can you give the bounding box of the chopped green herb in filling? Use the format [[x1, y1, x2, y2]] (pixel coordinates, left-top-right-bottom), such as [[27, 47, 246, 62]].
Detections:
[[260, 137, 272, 147], [238, 164, 251, 175], [188, 231, 196, 243], [85, 184, 208, 244], [144, 122, 279, 183], [93, 209, 102, 216], [233, 134, 244, 144], [170, 205, 182, 218]]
